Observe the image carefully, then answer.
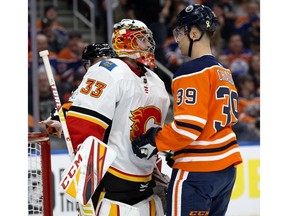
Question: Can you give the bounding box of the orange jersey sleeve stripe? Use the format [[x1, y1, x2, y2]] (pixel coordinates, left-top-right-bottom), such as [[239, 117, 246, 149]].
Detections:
[[174, 120, 203, 139], [173, 149, 242, 172], [156, 122, 197, 152], [174, 141, 238, 158], [175, 114, 206, 124], [186, 133, 236, 149], [175, 120, 203, 132]]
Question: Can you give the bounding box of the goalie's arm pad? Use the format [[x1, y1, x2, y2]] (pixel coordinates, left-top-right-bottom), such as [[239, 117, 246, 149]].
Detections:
[[46, 102, 72, 135]]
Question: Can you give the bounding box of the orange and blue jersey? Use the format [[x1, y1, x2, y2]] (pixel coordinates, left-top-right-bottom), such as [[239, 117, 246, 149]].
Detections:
[[238, 96, 260, 123], [155, 55, 243, 172], [222, 48, 253, 66], [57, 48, 84, 83]]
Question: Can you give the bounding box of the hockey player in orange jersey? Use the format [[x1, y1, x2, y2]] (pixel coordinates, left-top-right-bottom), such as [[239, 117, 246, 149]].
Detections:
[[132, 4, 243, 216]]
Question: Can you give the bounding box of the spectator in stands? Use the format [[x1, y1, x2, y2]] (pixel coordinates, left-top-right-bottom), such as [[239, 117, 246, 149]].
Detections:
[[37, 4, 67, 36], [212, 0, 237, 47], [160, 1, 188, 93], [28, 34, 61, 109], [28, 68, 65, 124], [62, 72, 84, 103], [242, 15, 260, 54], [237, 73, 259, 98], [233, 73, 260, 141], [218, 53, 230, 68], [222, 33, 253, 82], [209, 4, 224, 57], [57, 31, 86, 91], [126, 0, 172, 63], [38, 17, 68, 54], [235, 0, 260, 36], [165, 0, 187, 37], [113, 0, 128, 23], [28, 34, 59, 81], [248, 53, 260, 95], [163, 37, 190, 72]]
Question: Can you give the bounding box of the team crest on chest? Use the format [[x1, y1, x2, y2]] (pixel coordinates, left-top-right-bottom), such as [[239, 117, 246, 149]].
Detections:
[[129, 106, 162, 141]]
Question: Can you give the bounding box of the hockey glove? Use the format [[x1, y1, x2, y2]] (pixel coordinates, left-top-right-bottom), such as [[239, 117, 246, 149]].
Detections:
[[132, 127, 162, 160], [39, 108, 62, 137], [165, 151, 175, 168]]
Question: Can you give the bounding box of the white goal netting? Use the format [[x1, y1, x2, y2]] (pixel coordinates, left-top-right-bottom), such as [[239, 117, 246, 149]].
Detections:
[[28, 132, 53, 216]]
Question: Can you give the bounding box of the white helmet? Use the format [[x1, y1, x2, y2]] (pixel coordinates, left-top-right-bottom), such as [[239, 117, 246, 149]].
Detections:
[[112, 19, 156, 68]]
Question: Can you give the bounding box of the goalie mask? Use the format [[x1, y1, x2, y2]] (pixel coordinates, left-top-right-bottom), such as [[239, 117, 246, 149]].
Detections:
[[112, 19, 156, 68], [82, 43, 117, 67]]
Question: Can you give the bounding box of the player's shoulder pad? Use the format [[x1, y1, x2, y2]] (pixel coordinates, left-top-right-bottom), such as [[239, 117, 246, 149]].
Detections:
[[174, 55, 218, 78], [99, 59, 117, 71]]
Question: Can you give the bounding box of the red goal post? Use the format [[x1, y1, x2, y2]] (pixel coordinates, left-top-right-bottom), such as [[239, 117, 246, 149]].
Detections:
[[28, 132, 53, 216]]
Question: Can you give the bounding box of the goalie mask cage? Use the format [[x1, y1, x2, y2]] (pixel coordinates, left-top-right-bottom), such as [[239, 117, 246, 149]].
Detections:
[[28, 132, 53, 216]]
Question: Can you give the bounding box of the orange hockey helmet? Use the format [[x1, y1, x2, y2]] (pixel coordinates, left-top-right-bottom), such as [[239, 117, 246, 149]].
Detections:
[[112, 19, 156, 68]]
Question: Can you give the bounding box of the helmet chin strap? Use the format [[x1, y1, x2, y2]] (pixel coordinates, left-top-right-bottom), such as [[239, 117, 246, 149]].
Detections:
[[187, 31, 204, 58], [188, 38, 193, 58]]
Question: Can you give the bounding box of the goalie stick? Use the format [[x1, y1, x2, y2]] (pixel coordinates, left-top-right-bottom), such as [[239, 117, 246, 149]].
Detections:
[[39, 50, 74, 160], [39, 50, 96, 216]]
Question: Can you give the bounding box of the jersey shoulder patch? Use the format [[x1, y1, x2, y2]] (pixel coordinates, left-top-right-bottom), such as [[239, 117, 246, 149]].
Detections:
[[99, 60, 117, 71]]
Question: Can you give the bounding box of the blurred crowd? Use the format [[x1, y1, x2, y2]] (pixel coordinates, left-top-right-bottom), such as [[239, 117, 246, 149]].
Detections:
[[28, 0, 260, 142]]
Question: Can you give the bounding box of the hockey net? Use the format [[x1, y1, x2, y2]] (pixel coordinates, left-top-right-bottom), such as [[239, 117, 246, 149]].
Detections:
[[28, 132, 53, 216]]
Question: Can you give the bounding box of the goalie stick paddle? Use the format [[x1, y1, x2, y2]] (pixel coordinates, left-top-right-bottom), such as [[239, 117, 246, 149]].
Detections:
[[39, 50, 96, 216]]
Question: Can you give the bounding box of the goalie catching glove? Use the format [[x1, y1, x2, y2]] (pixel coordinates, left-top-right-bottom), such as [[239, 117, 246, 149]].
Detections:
[[131, 127, 161, 159]]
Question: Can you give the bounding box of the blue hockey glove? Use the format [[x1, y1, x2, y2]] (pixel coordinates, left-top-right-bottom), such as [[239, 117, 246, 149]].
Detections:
[[132, 127, 162, 159]]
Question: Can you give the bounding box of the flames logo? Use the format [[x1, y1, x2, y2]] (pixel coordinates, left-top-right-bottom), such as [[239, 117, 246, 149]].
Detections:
[[130, 106, 162, 141]]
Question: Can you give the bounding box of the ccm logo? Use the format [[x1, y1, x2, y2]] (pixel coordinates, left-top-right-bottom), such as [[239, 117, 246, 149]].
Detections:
[[60, 154, 83, 189]]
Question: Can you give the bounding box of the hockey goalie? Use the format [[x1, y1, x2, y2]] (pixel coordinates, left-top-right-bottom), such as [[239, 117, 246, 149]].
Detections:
[[41, 19, 171, 216]]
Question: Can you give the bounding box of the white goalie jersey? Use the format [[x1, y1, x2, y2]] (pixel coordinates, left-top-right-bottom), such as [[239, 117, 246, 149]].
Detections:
[[66, 58, 170, 182]]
